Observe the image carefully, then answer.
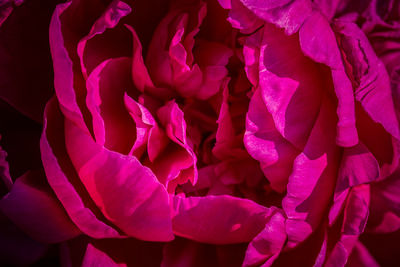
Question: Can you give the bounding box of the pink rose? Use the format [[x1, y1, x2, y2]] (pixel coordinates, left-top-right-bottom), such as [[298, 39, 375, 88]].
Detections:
[[0, 0, 399, 266]]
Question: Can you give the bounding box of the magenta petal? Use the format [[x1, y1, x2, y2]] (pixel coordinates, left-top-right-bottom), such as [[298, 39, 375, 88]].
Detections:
[[368, 171, 400, 233], [82, 243, 121, 267], [346, 241, 380, 267], [218, 0, 263, 33], [0, 170, 81, 243], [157, 101, 198, 186], [124, 93, 168, 161], [244, 88, 299, 192], [77, 0, 131, 78], [335, 20, 400, 141], [64, 116, 173, 241], [325, 185, 370, 266], [49, 2, 88, 131], [239, 0, 312, 35], [299, 12, 358, 147], [41, 98, 121, 239], [258, 23, 325, 150], [283, 96, 339, 247], [127, 25, 156, 93], [85, 57, 136, 154], [171, 194, 272, 244], [243, 210, 286, 267], [337, 143, 380, 191]]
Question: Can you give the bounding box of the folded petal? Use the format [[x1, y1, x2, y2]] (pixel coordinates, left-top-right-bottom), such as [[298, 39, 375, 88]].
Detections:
[[258, 23, 326, 150], [335, 20, 400, 141], [300, 12, 358, 147], [85, 57, 137, 154], [325, 185, 370, 266], [244, 88, 299, 192], [243, 209, 286, 267], [283, 95, 340, 247], [64, 115, 173, 241], [156, 100, 198, 188], [41, 97, 122, 238], [77, 0, 131, 78]]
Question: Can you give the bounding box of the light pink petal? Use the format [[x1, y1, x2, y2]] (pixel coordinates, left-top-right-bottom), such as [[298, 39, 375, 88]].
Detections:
[[244, 88, 299, 192], [0, 170, 81, 243], [243, 210, 286, 267], [283, 95, 339, 248], [335, 20, 400, 141], [171, 194, 273, 244], [85, 57, 137, 154], [64, 116, 173, 241], [77, 0, 131, 78], [41, 98, 121, 238], [300, 12, 358, 147]]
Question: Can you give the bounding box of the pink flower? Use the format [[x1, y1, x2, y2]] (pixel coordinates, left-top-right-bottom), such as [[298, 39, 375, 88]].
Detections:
[[0, 0, 399, 266]]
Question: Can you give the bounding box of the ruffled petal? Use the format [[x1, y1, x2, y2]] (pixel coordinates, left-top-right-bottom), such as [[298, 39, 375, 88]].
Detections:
[[41, 97, 122, 238], [156, 100, 198, 188], [64, 115, 173, 241], [77, 0, 131, 78], [335, 20, 400, 141]]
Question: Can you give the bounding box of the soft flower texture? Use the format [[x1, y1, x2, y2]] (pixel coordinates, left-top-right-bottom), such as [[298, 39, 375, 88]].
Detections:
[[0, 0, 399, 266]]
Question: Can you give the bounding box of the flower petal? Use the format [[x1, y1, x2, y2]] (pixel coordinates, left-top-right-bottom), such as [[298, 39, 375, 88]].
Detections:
[[0, 170, 81, 243], [64, 115, 173, 241], [171, 194, 272, 244]]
